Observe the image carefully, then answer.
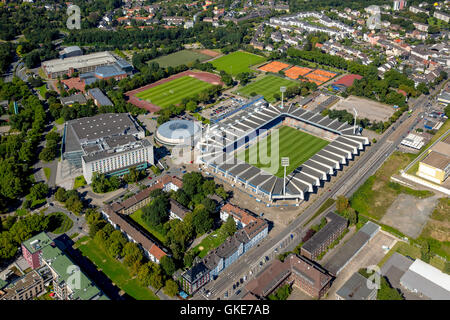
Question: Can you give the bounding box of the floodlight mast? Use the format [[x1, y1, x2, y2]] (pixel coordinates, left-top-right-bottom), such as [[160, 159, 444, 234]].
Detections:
[[353, 107, 358, 134], [280, 86, 286, 109], [281, 157, 289, 196]]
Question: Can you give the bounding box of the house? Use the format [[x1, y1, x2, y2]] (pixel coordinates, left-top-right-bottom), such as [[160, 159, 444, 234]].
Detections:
[[219, 203, 259, 229], [169, 198, 190, 221], [59, 93, 87, 107], [434, 10, 450, 23]]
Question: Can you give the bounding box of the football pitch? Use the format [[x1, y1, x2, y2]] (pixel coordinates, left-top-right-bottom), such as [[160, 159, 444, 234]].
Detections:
[[237, 126, 329, 178], [135, 76, 214, 108], [211, 51, 266, 75], [148, 50, 211, 68], [237, 75, 297, 102]]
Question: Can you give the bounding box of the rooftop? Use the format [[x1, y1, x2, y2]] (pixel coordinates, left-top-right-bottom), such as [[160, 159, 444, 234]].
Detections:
[[22, 232, 53, 254], [421, 151, 450, 170], [336, 272, 377, 300], [42, 51, 117, 74], [88, 88, 113, 106]]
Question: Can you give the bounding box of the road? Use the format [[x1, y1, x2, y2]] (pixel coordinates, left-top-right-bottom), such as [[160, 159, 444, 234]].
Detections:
[[198, 88, 439, 300]]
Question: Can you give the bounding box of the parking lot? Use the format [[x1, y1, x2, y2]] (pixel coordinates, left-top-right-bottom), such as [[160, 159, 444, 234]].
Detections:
[[325, 231, 397, 300]]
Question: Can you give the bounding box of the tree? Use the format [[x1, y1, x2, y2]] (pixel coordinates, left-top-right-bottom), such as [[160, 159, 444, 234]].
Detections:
[[336, 196, 349, 214], [215, 186, 228, 200], [445, 105, 450, 118], [416, 82, 429, 95], [163, 279, 179, 297], [142, 195, 169, 227], [183, 249, 197, 268], [0, 232, 18, 260], [223, 216, 237, 237], [137, 263, 152, 287], [94, 229, 109, 247], [55, 187, 68, 202], [160, 255, 176, 276], [186, 100, 197, 113], [29, 182, 49, 201], [192, 206, 213, 235]]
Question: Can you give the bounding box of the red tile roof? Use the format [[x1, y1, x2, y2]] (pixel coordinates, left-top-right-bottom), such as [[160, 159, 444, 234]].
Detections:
[[221, 203, 258, 226], [333, 74, 363, 87]]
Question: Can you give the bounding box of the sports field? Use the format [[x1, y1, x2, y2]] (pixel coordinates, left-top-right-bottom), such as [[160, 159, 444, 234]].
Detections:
[[237, 75, 297, 102], [135, 76, 214, 108], [211, 51, 266, 75], [148, 50, 211, 68], [237, 126, 329, 178]]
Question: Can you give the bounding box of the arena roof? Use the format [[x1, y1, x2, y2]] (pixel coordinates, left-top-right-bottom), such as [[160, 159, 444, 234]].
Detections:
[[156, 119, 201, 146]]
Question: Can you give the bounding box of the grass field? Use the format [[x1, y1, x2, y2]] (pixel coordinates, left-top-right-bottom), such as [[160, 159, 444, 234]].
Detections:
[[211, 51, 266, 75], [237, 126, 329, 178], [48, 212, 73, 234], [237, 75, 297, 102], [193, 224, 230, 258], [148, 50, 211, 68], [135, 76, 214, 109], [130, 209, 167, 244], [43, 167, 51, 181], [73, 175, 87, 189], [76, 238, 159, 300]]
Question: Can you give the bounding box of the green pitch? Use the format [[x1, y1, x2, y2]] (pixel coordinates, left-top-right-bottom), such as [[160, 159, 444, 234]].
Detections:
[[211, 51, 266, 75], [148, 50, 211, 68], [135, 76, 214, 108], [237, 75, 297, 102], [237, 126, 329, 178]]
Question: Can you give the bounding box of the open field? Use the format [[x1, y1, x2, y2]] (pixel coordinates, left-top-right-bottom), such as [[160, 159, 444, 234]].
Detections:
[[236, 126, 329, 178], [148, 50, 211, 68], [76, 238, 158, 300], [135, 76, 214, 109], [126, 70, 222, 112], [211, 51, 266, 75], [193, 225, 229, 258], [130, 209, 167, 244], [331, 95, 396, 122], [350, 152, 431, 221], [237, 75, 298, 102]]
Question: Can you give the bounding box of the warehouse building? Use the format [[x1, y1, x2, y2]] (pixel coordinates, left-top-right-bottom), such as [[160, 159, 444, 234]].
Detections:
[[417, 135, 450, 184], [59, 46, 83, 59], [62, 113, 153, 184]]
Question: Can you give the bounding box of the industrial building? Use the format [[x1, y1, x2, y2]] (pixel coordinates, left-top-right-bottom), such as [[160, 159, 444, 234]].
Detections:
[[62, 113, 153, 184], [417, 135, 450, 184], [87, 88, 113, 107], [335, 272, 378, 300], [59, 46, 83, 59]]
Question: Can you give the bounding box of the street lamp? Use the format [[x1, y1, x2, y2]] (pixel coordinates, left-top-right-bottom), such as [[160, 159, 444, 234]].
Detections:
[[353, 107, 358, 134], [280, 86, 286, 109], [281, 157, 289, 196]]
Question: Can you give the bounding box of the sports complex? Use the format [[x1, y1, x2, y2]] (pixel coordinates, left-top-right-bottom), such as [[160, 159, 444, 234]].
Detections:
[[196, 99, 369, 202]]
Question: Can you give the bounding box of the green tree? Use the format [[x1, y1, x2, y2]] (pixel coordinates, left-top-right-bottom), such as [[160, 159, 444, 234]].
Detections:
[[192, 206, 213, 235], [336, 196, 349, 214], [55, 187, 68, 202], [223, 216, 237, 237], [160, 255, 176, 276], [29, 182, 49, 201], [163, 279, 179, 297]]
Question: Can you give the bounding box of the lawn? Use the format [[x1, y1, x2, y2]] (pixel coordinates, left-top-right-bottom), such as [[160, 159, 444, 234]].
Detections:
[[73, 175, 87, 189], [55, 117, 65, 125], [130, 209, 167, 244], [36, 84, 47, 98], [76, 238, 159, 300], [237, 75, 298, 102], [148, 49, 211, 68], [350, 151, 427, 220], [48, 212, 73, 234], [43, 167, 51, 181], [193, 225, 230, 258], [211, 51, 266, 75], [135, 76, 214, 109], [236, 126, 329, 177]]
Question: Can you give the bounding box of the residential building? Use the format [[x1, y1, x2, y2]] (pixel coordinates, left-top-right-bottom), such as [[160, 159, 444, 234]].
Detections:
[[409, 5, 429, 15], [21, 233, 107, 300], [219, 203, 259, 229], [244, 254, 332, 299], [336, 272, 377, 300], [181, 214, 268, 294], [61, 113, 153, 184], [393, 0, 407, 11], [169, 198, 190, 221], [413, 22, 429, 32], [301, 212, 347, 260], [434, 10, 450, 23], [102, 206, 167, 263], [0, 269, 45, 300]]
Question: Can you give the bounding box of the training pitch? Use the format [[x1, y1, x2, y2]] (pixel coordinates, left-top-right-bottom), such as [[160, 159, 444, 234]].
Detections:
[[211, 51, 266, 75], [237, 75, 297, 102], [148, 50, 211, 68], [236, 126, 329, 178], [134, 76, 214, 109]]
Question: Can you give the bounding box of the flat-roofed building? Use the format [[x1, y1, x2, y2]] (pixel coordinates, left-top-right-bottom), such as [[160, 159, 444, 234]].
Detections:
[[336, 272, 377, 300], [59, 46, 83, 59], [417, 140, 450, 184], [60, 93, 88, 106], [62, 113, 153, 183], [301, 212, 347, 260], [42, 51, 118, 79], [400, 259, 450, 300], [87, 88, 113, 107], [0, 270, 44, 300]]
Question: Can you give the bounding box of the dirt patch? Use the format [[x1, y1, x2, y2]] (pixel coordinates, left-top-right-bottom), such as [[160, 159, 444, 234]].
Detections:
[[380, 194, 440, 238], [331, 95, 395, 122], [198, 49, 221, 58]]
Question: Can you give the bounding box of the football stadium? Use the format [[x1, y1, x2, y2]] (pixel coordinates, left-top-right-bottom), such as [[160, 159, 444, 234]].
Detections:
[[196, 99, 369, 202]]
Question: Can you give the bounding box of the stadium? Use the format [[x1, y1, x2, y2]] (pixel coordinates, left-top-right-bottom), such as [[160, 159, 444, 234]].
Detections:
[[196, 99, 369, 202], [156, 119, 202, 147]]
